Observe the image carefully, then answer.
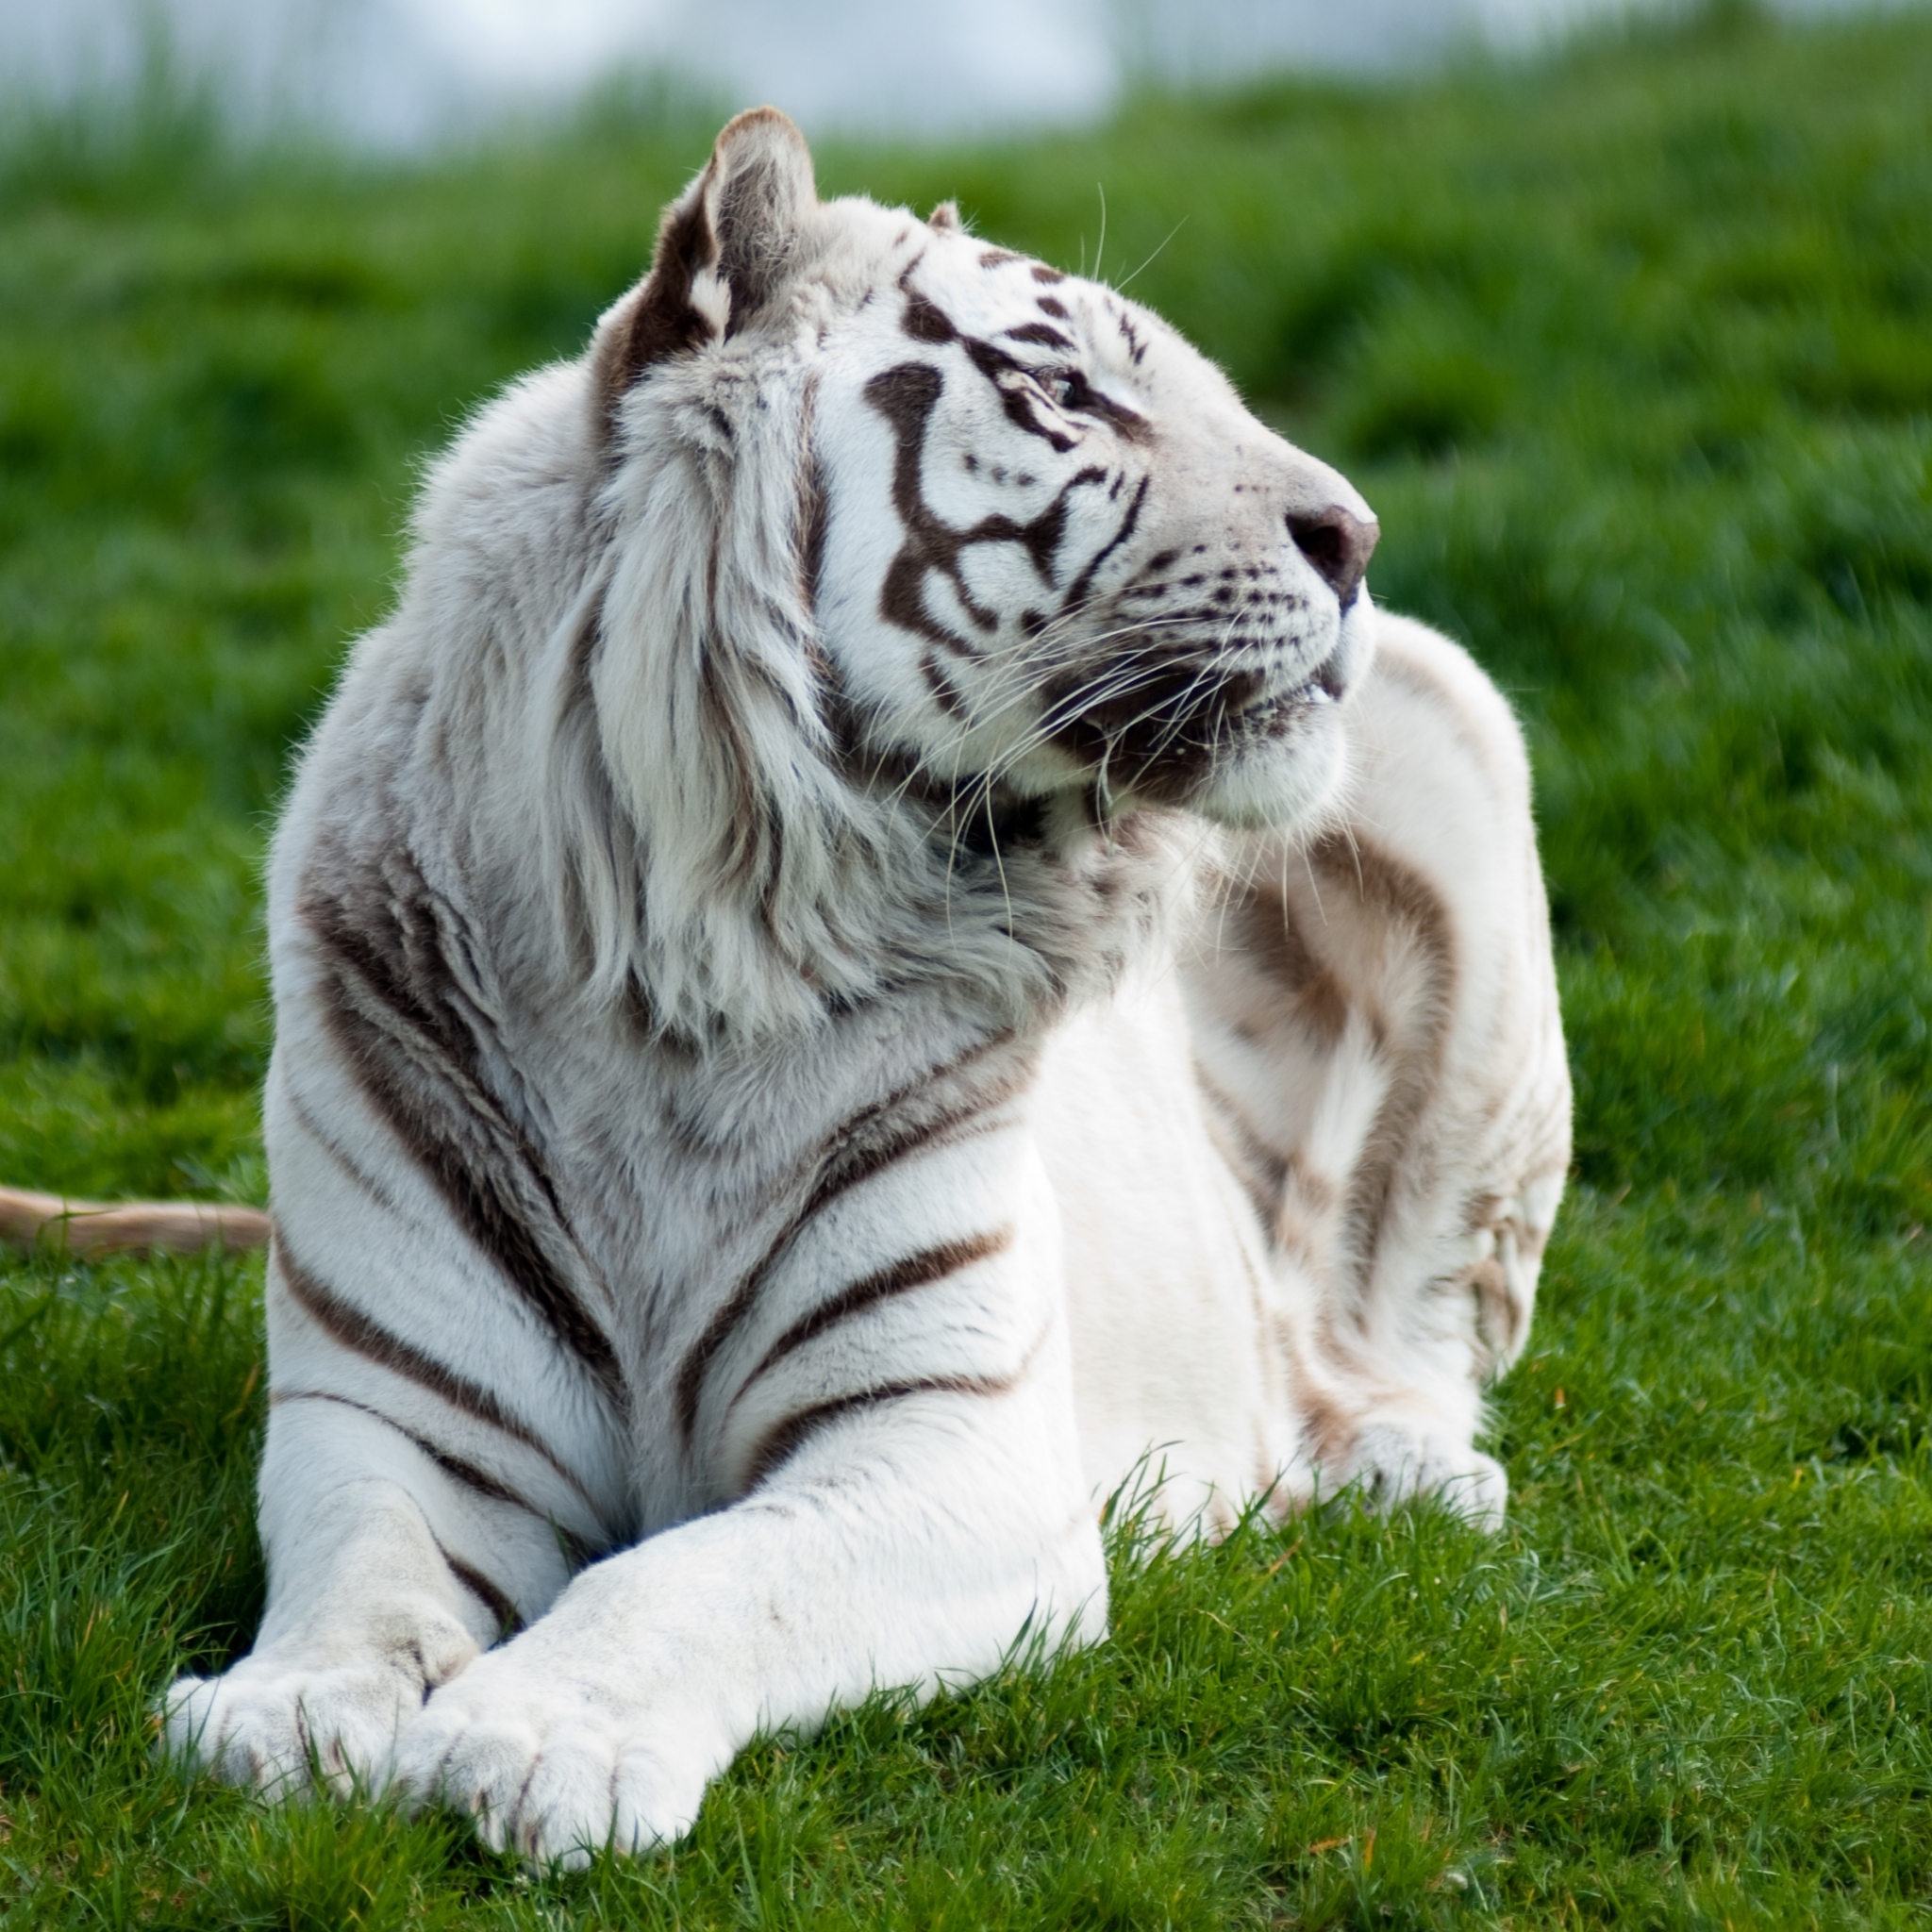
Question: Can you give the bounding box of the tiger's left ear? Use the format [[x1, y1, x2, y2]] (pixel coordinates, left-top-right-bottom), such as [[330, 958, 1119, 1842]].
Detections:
[[592, 107, 818, 431], [928, 201, 962, 232]]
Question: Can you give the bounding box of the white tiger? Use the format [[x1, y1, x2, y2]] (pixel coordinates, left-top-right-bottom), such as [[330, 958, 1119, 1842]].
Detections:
[[160, 108, 1571, 1865]]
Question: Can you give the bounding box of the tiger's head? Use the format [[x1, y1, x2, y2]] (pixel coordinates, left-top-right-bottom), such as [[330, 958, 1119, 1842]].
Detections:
[[571, 108, 1379, 1031], [808, 208, 1376, 841]]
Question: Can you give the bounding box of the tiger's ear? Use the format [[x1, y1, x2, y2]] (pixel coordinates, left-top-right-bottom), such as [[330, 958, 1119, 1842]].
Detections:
[[708, 107, 819, 327], [928, 200, 962, 232], [592, 108, 818, 430]]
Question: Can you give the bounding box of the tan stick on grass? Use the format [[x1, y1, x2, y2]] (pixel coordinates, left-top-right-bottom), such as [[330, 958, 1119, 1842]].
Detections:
[[0, 1186, 271, 1257]]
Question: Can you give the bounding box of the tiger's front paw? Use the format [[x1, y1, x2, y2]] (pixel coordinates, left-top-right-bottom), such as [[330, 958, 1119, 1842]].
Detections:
[[394, 1648, 726, 1867], [161, 1657, 423, 1797]]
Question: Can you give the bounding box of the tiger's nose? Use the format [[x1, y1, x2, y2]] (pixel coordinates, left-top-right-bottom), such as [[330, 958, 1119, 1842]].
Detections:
[[1288, 506, 1379, 609]]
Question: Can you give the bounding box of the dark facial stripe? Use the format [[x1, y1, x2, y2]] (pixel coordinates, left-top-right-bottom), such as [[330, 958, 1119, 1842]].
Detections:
[[741, 1323, 1048, 1491], [1069, 378, 1151, 444], [1061, 471, 1149, 612], [961, 338, 1077, 456], [864, 359, 1111, 663], [671, 1030, 1028, 1448], [895, 276, 1074, 451], [903, 294, 957, 344], [737, 1226, 1014, 1399], [274, 1238, 599, 1513], [302, 842, 625, 1410], [1005, 321, 1074, 351], [434, 1537, 524, 1640]]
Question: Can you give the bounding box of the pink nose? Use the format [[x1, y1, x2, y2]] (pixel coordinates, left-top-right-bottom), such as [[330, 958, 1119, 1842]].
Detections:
[[1288, 507, 1379, 609]]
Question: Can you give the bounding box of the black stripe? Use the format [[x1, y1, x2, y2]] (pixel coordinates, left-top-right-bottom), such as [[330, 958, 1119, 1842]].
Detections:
[[593, 187, 718, 443], [745, 1371, 1018, 1491], [285, 1084, 401, 1219], [268, 1389, 591, 1566], [803, 1058, 1024, 1225], [961, 337, 1077, 455], [797, 378, 829, 617], [671, 1034, 1025, 1447], [275, 1239, 598, 1512], [435, 1538, 524, 1640], [1061, 471, 1150, 611], [1003, 321, 1073, 351], [864, 357, 1113, 661], [738, 1227, 1014, 1395], [672, 1217, 803, 1448], [903, 294, 957, 344], [742, 1324, 1048, 1491], [302, 842, 626, 1409]]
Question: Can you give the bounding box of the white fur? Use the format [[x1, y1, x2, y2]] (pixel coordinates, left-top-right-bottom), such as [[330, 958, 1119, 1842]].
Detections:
[[161, 110, 1571, 1865]]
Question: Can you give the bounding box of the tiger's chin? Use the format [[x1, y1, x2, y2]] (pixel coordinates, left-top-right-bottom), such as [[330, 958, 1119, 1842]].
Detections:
[[1183, 600, 1376, 831], [1184, 705, 1350, 833]]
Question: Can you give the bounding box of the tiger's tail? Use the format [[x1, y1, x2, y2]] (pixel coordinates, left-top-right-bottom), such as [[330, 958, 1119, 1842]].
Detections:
[[0, 1186, 270, 1257]]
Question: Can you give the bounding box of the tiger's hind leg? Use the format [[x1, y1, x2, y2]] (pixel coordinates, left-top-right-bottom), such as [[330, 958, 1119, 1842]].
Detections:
[[1184, 612, 1572, 1525]]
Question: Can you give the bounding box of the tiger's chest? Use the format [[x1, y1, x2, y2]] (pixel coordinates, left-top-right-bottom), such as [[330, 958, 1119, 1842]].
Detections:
[[1031, 967, 1295, 1523]]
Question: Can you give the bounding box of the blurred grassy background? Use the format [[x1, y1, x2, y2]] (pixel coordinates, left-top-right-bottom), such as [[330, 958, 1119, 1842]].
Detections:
[[2, 4, 1930, 1924]]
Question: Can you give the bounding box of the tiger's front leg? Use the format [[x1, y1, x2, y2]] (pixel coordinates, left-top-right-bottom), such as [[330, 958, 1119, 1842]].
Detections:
[[162, 1049, 632, 1796], [391, 1137, 1101, 1866]]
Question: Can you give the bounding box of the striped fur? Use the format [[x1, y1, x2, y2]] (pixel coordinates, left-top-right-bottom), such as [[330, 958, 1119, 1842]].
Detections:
[[161, 108, 1570, 1865]]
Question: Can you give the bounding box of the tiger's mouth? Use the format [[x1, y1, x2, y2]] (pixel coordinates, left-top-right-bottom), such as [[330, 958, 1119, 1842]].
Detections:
[[1040, 591, 1360, 774], [866, 584, 1370, 847], [1244, 637, 1351, 724], [880, 638, 1355, 855], [956, 583, 1369, 835]]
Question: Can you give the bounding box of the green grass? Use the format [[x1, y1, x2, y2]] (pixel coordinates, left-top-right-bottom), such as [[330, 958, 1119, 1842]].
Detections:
[[4, 5, 1932, 1923]]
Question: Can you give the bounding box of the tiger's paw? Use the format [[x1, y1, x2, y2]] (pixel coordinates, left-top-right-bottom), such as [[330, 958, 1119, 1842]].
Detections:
[[160, 1656, 425, 1798], [394, 1650, 724, 1867], [1335, 1420, 1508, 1530]]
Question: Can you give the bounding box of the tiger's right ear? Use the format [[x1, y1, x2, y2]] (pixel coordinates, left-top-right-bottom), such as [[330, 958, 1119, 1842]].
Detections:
[[591, 107, 818, 437]]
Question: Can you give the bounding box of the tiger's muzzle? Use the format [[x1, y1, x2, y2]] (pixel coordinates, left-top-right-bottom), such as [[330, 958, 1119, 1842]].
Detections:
[[1041, 495, 1378, 816]]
